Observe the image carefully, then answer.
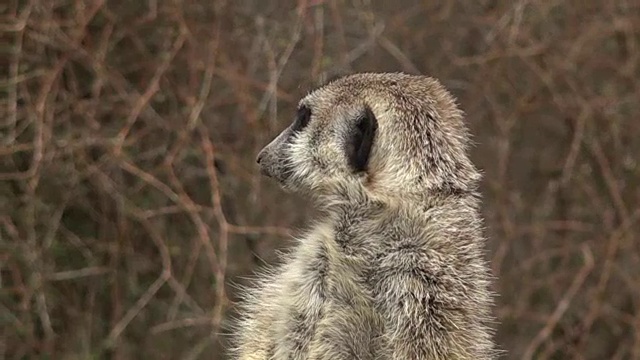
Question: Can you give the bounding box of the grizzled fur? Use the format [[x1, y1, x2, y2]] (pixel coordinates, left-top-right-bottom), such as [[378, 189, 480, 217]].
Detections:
[[230, 73, 497, 359]]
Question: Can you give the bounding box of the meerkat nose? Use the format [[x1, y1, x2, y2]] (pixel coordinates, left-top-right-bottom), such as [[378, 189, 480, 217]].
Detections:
[[256, 151, 265, 164]]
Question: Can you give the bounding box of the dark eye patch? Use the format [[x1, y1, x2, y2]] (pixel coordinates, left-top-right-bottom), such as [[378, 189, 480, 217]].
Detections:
[[347, 106, 377, 173], [291, 105, 312, 133]]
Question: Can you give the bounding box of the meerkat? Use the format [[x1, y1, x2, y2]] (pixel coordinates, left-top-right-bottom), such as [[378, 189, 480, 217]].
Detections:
[[230, 72, 497, 360]]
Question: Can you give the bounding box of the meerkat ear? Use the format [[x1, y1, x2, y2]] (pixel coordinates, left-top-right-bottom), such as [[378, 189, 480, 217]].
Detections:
[[348, 106, 378, 172]]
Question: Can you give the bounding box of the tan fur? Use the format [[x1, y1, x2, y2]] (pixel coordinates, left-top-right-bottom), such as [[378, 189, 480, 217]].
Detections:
[[230, 73, 498, 359]]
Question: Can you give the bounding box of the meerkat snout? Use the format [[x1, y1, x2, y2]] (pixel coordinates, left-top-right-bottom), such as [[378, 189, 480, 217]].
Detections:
[[255, 151, 264, 165], [257, 105, 313, 182], [255, 147, 272, 177]]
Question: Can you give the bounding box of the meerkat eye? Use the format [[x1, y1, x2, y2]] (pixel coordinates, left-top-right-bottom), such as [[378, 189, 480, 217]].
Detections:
[[292, 105, 312, 132], [348, 106, 378, 173]]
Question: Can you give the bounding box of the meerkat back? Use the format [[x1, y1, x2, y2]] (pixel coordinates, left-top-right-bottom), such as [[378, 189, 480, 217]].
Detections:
[[230, 72, 497, 360]]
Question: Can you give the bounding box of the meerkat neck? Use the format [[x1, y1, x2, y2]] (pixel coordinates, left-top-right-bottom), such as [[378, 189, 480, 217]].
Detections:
[[318, 188, 480, 228]]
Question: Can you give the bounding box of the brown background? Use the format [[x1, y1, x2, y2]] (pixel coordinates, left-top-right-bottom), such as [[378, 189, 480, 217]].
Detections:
[[1, 1, 639, 359]]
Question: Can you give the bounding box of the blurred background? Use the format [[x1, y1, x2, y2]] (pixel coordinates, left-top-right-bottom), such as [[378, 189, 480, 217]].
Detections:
[[1, 0, 639, 359]]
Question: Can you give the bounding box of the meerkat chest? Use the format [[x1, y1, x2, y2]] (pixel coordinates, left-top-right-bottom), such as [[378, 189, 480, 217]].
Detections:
[[308, 255, 384, 359], [273, 225, 384, 359]]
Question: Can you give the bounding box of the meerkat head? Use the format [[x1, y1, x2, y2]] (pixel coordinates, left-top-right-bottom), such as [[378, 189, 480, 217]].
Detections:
[[256, 72, 480, 204]]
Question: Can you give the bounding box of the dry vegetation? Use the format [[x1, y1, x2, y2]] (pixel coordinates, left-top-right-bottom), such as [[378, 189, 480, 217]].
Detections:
[[1, 0, 639, 359]]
